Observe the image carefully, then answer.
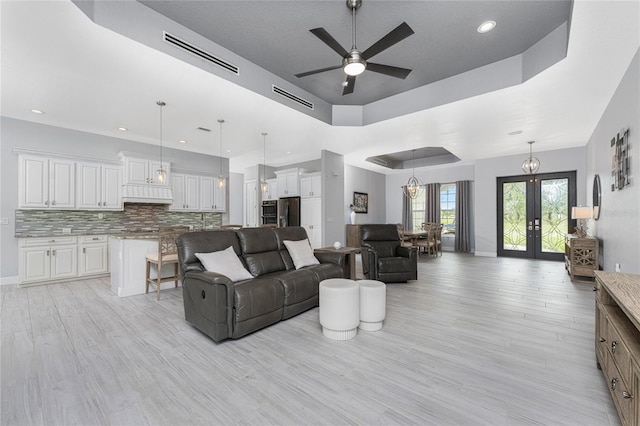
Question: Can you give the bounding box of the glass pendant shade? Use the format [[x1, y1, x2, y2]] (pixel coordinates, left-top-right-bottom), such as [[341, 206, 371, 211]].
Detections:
[[261, 132, 268, 193], [217, 119, 225, 188], [156, 101, 166, 184], [522, 141, 540, 174]]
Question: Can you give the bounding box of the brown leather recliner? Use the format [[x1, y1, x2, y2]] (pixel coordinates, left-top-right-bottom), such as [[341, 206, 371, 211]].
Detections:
[[360, 224, 418, 283]]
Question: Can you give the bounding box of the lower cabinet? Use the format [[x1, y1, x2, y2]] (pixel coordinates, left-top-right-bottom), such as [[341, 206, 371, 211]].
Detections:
[[595, 271, 640, 426], [79, 235, 109, 275], [18, 235, 110, 286]]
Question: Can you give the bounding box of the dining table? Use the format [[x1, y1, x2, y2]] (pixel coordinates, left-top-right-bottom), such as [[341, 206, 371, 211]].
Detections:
[[402, 230, 429, 246]]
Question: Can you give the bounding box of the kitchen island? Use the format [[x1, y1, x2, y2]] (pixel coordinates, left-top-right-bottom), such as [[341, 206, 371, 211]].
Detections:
[[109, 233, 179, 298]]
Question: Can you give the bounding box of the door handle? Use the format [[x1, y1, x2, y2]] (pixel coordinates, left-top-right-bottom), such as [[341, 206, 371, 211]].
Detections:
[[528, 221, 533, 231], [534, 218, 540, 231]]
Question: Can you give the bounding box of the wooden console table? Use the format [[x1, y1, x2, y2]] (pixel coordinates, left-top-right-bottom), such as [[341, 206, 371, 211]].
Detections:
[[595, 271, 640, 425], [565, 234, 599, 281], [346, 224, 361, 250]]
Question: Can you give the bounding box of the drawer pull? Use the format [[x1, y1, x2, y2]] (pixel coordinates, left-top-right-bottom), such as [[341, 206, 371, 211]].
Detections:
[[623, 391, 634, 399], [611, 378, 618, 390], [593, 286, 598, 291], [611, 340, 618, 354], [599, 337, 606, 343]]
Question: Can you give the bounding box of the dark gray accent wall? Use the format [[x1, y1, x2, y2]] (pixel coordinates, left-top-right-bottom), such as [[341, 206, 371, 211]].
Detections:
[[586, 48, 639, 273]]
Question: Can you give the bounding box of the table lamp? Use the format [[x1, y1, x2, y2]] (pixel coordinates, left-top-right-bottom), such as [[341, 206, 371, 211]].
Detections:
[[571, 206, 592, 237]]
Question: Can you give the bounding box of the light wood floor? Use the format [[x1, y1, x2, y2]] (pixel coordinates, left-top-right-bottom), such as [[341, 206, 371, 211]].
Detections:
[[1, 253, 620, 426]]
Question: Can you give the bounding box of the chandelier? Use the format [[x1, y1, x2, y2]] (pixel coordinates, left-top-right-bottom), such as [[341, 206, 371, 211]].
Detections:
[[522, 141, 540, 174], [402, 149, 424, 199]]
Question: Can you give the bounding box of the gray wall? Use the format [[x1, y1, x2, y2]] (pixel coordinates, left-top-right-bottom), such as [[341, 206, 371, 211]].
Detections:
[[474, 146, 587, 257], [0, 117, 229, 280], [586, 49, 639, 273], [321, 150, 345, 247], [345, 164, 387, 229]]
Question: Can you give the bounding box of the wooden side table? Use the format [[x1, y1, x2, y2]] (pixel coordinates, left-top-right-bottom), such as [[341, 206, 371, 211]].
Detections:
[[565, 234, 599, 281], [315, 246, 360, 279]]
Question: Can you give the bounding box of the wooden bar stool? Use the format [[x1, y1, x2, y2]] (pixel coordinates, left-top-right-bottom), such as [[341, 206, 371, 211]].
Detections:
[[145, 226, 190, 300]]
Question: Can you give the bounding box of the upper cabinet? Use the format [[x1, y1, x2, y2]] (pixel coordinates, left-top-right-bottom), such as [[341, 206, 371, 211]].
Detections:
[[300, 173, 321, 198], [123, 156, 171, 186], [19, 155, 75, 209], [76, 162, 123, 210], [171, 173, 226, 212], [275, 168, 300, 197]]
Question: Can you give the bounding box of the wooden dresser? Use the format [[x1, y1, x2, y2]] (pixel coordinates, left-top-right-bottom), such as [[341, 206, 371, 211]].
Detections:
[[595, 271, 640, 426], [565, 234, 599, 281]]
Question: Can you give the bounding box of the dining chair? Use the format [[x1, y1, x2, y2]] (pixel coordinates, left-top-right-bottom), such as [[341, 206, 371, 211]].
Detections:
[[415, 224, 436, 257], [434, 224, 444, 256], [145, 226, 190, 300], [396, 223, 413, 248]]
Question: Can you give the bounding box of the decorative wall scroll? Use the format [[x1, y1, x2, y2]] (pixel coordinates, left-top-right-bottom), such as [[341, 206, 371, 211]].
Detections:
[[611, 128, 630, 191]]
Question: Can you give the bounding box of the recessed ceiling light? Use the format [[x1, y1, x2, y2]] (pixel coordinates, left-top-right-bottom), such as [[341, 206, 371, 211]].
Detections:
[[31, 109, 44, 114], [226, 149, 231, 153], [117, 127, 128, 132], [179, 140, 187, 144], [477, 20, 496, 34], [508, 130, 523, 136], [286, 151, 292, 155]]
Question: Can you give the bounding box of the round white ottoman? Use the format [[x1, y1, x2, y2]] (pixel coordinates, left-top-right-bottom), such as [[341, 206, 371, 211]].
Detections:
[[319, 279, 360, 340], [358, 280, 386, 331]]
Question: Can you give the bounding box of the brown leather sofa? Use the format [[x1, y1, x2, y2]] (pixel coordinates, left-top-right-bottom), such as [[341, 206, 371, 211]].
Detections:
[[360, 224, 418, 283], [176, 226, 345, 342]]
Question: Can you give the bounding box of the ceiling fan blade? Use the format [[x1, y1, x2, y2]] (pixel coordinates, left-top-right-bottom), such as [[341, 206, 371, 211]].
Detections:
[[309, 28, 349, 57], [367, 63, 412, 79], [342, 75, 356, 96], [295, 64, 342, 78], [361, 22, 414, 60]]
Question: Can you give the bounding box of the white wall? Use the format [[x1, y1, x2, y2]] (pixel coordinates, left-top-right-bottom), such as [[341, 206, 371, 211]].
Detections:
[[586, 49, 639, 273]]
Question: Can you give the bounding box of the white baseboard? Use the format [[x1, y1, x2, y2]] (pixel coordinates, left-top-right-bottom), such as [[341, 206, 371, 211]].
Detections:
[[0, 276, 19, 285], [474, 251, 497, 257]]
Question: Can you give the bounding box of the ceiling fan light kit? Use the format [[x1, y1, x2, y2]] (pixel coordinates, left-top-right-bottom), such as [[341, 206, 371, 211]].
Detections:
[[296, 0, 414, 95]]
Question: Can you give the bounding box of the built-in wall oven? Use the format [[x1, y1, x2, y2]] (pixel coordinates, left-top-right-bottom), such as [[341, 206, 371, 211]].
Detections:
[[261, 200, 278, 225]]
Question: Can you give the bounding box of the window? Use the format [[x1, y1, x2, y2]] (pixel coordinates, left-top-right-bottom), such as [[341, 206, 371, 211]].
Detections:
[[440, 183, 456, 234], [411, 188, 425, 231]]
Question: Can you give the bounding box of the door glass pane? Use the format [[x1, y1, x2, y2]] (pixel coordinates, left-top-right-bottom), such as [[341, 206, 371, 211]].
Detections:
[[503, 182, 527, 251], [540, 178, 568, 253]]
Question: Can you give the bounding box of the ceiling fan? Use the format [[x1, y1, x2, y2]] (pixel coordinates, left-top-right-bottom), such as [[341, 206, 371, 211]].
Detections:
[[295, 0, 414, 96]]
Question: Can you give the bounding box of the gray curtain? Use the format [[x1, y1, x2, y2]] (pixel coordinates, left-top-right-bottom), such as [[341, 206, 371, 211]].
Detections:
[[425, 183, 440, 224], [401, 187, 412, 231], [455, 180, 471, 252]]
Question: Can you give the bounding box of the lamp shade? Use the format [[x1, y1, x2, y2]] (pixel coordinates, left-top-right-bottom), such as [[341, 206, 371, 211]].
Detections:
[[571, 206, 592, 220]]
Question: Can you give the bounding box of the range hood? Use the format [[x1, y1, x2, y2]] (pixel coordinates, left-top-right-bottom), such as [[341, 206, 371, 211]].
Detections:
[[122, 184, 173, 204]]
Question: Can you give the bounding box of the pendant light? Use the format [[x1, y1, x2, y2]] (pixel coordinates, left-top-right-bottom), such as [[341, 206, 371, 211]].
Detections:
[[402, 149, 424, 199], [217, 119, 225, 189], [261, 132, 268, 193], [522, 140, 540, 174], [155, 101, 167, 184]]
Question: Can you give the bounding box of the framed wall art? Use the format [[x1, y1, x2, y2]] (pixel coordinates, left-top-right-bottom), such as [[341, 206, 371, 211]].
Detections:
[[353, 192, 368, 213], [611, 128, 630, 191]]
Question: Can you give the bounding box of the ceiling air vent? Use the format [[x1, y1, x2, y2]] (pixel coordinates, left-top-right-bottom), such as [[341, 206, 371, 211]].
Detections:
[[272, 85, 314, 110], [163, 32, 239, 76]]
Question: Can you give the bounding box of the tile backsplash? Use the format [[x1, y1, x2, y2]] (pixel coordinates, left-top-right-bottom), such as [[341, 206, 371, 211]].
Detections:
[[15, 204, 223, 237]]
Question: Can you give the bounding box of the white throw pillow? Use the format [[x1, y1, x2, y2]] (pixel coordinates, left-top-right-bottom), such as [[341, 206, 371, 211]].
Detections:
[[283, 239, 320, 270], [195, 246, 253, 282]]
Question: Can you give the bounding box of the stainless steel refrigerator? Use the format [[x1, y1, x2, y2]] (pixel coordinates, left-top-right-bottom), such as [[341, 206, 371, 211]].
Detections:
[[277, 197, 300, 227]]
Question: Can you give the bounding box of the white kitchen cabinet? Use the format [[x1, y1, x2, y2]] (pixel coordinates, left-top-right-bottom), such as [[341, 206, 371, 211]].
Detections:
[[170, 173, 200, 211], [76, 162, 123, 210], [19, 155, 75, 209], [275, 168, 300, 197], [263, 178, 278, 201], [300, 173, 322, 198], [123, 156, 171, 186], [245, 179, 258, 227], [19, 236, 78, 285], [301, 197, 322, 249], [79, 235, 109, 276]]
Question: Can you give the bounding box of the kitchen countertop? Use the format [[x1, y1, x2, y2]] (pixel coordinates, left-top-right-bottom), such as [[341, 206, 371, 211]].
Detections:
[[15, 227, 220, 239]]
